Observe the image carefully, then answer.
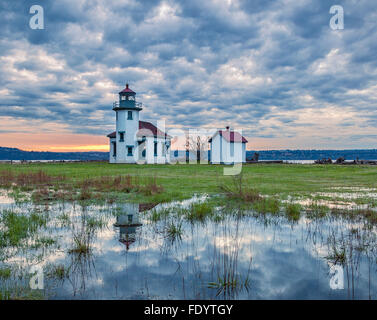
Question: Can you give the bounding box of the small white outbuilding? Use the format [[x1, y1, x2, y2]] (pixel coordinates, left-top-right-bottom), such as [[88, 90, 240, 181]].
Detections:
[[209, 127, 248, 164]]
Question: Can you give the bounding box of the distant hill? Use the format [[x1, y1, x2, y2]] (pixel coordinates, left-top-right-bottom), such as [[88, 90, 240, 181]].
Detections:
[[246, 149, 377, 161], [173, 149, 377, 161], [0, 147, 109, 161], [1, 147, 376, 161]]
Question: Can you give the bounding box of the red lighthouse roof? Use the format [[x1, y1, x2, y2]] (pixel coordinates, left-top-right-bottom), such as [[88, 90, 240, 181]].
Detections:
[[106, 121, 171, 139], [119, 83, 135, 94]]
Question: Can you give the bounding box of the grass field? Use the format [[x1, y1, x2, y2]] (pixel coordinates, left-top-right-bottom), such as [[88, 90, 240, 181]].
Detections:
[[1, 162, 377, 299], [0, 162, 376, 204]]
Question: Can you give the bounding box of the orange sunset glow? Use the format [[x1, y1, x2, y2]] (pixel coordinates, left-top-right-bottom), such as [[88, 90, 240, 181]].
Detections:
[[0, 132, 110, 152]]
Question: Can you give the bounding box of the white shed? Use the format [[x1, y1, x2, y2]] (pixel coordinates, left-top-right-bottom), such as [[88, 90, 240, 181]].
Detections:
[[209, 127, 247, 164]]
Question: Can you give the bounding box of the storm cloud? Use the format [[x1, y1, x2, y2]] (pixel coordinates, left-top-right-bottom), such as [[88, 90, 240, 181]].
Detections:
[[0, 0, 376, 149]]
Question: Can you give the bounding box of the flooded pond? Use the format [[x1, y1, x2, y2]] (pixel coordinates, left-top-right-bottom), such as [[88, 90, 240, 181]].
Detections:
[[0, 196, 376, 300]]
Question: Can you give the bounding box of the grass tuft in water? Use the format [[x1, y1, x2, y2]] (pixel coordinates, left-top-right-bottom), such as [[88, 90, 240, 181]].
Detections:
[[165, 221, 183, 241], [326, 245, 346, 265], [149, 208, 170, 222], [31, 236, 57, 249], [252, 197, 281, 214], [220, 173, 262, 203], [85, 216, 107, 231], [285, 203, 302, 221], [185, 202, 214, 222], [68, 227, 93, 255], [307, 202, 329, 218], [78, 185, 93, 201], [46, 264, 69, 280], [57, 212, 71, 227], [208, 275, 251, 296]]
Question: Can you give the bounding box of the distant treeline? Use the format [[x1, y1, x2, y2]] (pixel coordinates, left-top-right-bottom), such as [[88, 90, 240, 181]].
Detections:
[[1, 147, 377, 161]]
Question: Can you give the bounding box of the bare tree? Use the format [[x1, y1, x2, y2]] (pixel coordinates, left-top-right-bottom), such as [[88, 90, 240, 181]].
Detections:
[[186, 133, 210, 164]]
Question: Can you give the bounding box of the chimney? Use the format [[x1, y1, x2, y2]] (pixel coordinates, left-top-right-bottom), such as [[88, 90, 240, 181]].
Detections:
[[126, 83, 129, 89]]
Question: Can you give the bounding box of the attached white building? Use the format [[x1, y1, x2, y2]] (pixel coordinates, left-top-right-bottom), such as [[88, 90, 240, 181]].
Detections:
[[209, 127, 248, 164], [107, 84, 171, 164]]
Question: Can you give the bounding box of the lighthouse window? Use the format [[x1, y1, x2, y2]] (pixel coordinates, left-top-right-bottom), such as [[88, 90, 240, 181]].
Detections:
[[127, 146, 133, 156], [112, 142, 117, 157], [127, 111, 133, 120], [154, 142, 158, 156], [119, 132, 124, 142]]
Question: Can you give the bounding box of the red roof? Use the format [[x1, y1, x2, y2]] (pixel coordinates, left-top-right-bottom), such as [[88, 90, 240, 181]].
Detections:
[[139, 203, 158, 212], [107, 121, 171, 138], [107, 131, 116, 138], [138, 120, 170, 138], [119, 84, 135, 94], [209, 130, 248, 143], [119, 237, 136, 250]]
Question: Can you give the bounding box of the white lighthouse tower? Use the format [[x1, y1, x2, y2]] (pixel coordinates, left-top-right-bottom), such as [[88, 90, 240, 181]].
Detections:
[[110, 84, 142, 163], [107, 84, 172, 164]]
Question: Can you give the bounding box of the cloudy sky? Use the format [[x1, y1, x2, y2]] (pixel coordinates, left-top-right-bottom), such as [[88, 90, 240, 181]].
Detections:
[[0, 0, 376, 151]]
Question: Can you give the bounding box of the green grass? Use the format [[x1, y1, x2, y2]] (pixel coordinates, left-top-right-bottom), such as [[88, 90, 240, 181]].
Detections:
[[0, 162, 376, 204], [0, 210, 49, 248], [0, 285, 45, 300], [0, 267, 11, 279]]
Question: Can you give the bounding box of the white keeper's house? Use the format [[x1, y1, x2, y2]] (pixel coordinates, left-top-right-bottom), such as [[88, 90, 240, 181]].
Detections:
[[107, 84, 171, 164], [209, 127, 248, 164]]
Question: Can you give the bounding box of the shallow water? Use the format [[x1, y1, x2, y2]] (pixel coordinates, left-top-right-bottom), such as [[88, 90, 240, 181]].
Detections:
[[0, 197, 376, 300]]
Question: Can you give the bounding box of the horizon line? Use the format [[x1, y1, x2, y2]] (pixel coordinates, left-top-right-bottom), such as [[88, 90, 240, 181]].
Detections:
[[1, 146, 377, 153]]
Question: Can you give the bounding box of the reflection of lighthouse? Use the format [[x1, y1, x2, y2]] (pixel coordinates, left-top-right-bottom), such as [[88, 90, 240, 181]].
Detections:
[[114, 203, 142, 250]]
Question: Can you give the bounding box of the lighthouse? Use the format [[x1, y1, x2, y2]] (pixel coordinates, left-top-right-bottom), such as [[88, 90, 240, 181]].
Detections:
[[112, 84, 141, 163], [107, 84, 171, 164]]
